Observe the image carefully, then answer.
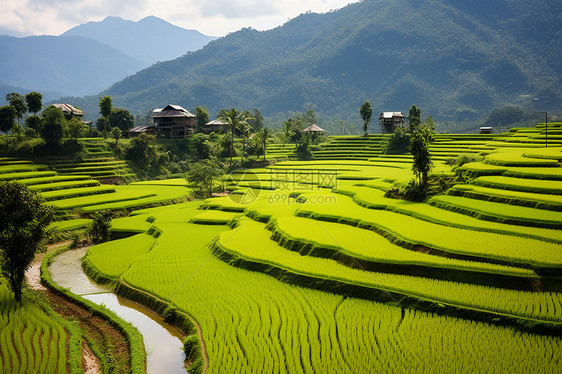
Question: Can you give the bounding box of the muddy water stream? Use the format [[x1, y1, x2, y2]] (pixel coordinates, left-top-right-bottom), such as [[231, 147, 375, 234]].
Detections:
[[48, 247, 187, 374]]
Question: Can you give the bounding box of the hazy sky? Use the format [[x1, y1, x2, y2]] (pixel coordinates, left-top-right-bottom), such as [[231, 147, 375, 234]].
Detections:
[[0, 0, 360, 37]]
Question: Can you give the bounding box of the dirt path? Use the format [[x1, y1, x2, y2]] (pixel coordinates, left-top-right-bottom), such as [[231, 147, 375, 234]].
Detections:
[[26, 243, 129, 374], [82, 342, 101, 374]]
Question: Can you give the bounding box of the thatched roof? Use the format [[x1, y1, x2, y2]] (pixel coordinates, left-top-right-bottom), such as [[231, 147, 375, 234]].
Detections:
[[303, 124, 325, 132]]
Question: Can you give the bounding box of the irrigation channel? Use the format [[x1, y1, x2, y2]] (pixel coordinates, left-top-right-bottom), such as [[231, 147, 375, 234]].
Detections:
[[48, 247, 187, 374]]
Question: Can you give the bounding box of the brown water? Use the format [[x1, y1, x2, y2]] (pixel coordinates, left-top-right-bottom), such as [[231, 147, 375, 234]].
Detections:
[[49, 247, 187, 374]]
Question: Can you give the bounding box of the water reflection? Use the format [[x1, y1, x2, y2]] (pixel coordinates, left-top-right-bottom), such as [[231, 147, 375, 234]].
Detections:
[[49, 248, 187, 374]]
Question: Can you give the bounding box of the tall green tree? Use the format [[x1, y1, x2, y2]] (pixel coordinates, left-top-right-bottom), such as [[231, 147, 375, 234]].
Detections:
[[5, 93, 26, 126], [408, 104, 422, 133], [360, 101, 372, 136], [423, 114, 436, 132], [0, 105, 16, 134], [67, 118, 85, 140], [257, 127, 271, 161], [248, 108, 264, 132], [409, 126, 433, 188], [282, 120, 294, 146], [25, 115, 42, 133], [0, 181, 53, 302], [238, 122, 251, 156], [25, 92, 43, 115], [219, 108, 252, 167], [194, 106, 210, 130], [99, 95, 113, 136], [108, 108, 135, 132], [41, 106, 65, 150]]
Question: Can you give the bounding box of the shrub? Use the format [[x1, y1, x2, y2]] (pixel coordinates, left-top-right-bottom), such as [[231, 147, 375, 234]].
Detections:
[[384, 179, 427, 202], [386, 127, 410, 154], [88, 211, 113, 243], [455, 153, 483, 168], [186, 160, 224, 197]]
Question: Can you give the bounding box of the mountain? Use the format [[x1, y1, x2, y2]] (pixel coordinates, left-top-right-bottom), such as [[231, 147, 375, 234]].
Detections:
[[61, 16, 217, 66], [0, 82, 61, 102], [0, 16, 216, 100], [81, 0, 561, 127], [0, 35, 145, 97]]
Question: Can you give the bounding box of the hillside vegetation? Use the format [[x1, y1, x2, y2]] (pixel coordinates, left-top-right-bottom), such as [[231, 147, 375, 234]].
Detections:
[[66, 0, 561, 125]]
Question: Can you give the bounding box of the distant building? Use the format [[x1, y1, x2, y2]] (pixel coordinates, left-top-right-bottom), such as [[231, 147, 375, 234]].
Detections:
[[50, 104, 84, 121], [379, 112, 405, 134], [128, 125, 155, 137], [151, 104, 195, 138], [303, 124, 326, 133], [480, 126, 493, 134], [303, 124, 326, 140], [202, 119, 228, 134]]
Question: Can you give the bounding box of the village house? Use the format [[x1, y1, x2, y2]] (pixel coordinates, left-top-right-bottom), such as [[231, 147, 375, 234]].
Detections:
[[202, 119, 228, 134], [51, 104, 84, 121], [128, 125, 156, 137], [378, 112, 405, 134], [151, 104, 195, 138]]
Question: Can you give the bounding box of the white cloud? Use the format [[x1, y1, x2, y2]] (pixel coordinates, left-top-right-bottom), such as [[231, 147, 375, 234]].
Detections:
[[0, 0, 358, 37]]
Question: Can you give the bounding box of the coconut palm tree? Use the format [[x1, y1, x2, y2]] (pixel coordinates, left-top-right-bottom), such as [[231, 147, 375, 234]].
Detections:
[[219, 108, 252, 167]]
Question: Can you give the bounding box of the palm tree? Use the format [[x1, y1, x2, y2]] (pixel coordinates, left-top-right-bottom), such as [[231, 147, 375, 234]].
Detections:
[[219, 108, 252, 167], [239, 122, 251, 157], [257, 127, 271, 161]]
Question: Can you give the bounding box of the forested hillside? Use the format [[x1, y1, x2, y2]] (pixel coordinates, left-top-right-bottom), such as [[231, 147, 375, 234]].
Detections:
[[62, 0, 562, 127]]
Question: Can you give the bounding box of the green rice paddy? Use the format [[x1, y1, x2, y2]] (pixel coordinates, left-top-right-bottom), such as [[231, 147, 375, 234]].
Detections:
[[3, 126, 562, 372], [0, 280, 80, 373]]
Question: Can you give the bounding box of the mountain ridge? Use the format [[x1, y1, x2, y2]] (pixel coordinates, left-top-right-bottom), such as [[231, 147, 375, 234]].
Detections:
[[85, 0, 560, 125], [61, 16, 217, 65], [0, 16, 217, 99], [0, 34, 145, 98]]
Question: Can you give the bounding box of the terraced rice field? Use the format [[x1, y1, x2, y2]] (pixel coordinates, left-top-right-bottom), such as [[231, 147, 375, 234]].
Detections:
[[83, 202, 562, 373], [46, 139, 134, 180], [311, 135, 388, 160], [5, 126, 562, 372], [0, 280, 80, 373], [75, 125, 562, 372], [0, 157, 191, 227]]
